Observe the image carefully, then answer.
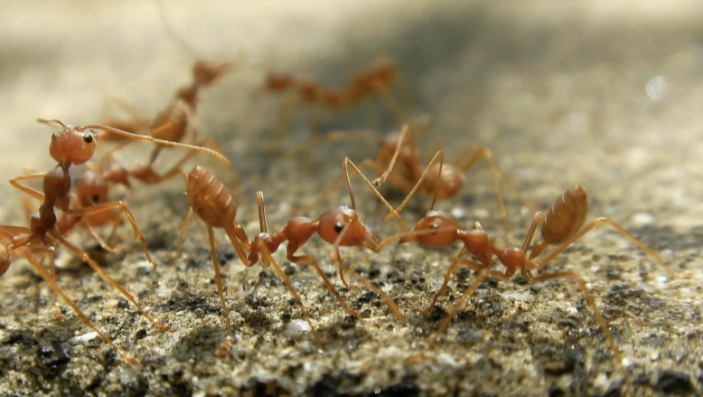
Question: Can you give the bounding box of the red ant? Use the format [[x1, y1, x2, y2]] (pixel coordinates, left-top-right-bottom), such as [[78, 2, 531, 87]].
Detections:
[[263, 56, 408, 136], [176, 158, 412, 354], [380, 151, 664, 363], [312, 122, 509, 242], [3, 118, 228, 364]]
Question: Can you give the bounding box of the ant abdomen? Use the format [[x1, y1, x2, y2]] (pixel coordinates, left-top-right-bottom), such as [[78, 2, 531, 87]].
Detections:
[[541, 185, 589, 245], [424, 164, 464, 199], [187, 166, 237, 228], [75, 170, 109, 206]]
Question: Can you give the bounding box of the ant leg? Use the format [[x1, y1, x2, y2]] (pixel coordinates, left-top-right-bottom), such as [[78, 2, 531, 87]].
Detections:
[[103, 141, 138, 172], [453, 145, 509, 244], [419, 255, 486, 314], [55, 235, 169, 332], [63, 201, 156, 268], [372, 124, 409, 186], [383, 150, 446, 222], [223, 224, 251, 265], [206, 226, 233, 356], [290, 254, 360, 318], [429, 265, 508, 349], [343, 157, 410, 232], [321, 158, 413, 205], [525, 270, 622, 364], [521, 212, 544, 256], [176, 207, 194, 257], [21, 250, 138, 365], [64, 193, 119, 253], [532, 217, 664, 272], [10, 173, 46, 201], [345, 263, 404, 320], [258, 243, 324, 345]]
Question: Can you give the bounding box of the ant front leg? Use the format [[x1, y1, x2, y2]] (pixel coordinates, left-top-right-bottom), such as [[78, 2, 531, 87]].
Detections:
[[453, 144, 509, 244], [206, 226, 234, 357], [10, 173, 46, 202], [289, 253, 361, 319], [55, 234, 169, 332], [257, 243, 324, 345], [20, 250, 139, 365], [62, 201, 157, 268], [420, 254, 487, 314]]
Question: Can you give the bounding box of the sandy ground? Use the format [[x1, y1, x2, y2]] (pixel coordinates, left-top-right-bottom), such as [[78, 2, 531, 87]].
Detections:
[[1, 0, 703, 396]]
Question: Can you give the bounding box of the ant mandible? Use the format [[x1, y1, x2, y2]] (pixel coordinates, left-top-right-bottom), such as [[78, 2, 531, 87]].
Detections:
[[382, 153, 664, 363]]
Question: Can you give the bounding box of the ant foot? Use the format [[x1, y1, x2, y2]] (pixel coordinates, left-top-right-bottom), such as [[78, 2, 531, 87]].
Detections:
[[215, 337, 232, 357], [155, 322, 171, 332]]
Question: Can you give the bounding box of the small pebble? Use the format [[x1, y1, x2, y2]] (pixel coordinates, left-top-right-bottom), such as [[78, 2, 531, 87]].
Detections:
[[287, 319, 311, 338]]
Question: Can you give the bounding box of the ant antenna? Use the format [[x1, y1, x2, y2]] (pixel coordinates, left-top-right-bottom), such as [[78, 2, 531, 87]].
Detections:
[[429, 151, 444, 211], [36, 118, 68, 128], [257, 191, 268, 233]]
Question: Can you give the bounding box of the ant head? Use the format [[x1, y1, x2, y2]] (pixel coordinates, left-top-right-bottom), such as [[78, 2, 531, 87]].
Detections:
[[424, 163, 464, 200], [75, 170, 109, 206], [46, 122, 98, 166], [193, 60, 231, 86], [0, 244, 9, 278], [401, 210, 459, 246], [317, 206, 378, 247]]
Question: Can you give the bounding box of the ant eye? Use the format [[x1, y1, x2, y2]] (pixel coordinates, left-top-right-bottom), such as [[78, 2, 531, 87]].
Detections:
[[429, 224, 439, 233], [82, 133, 94, 143], [51, 132, 58, 141], [334, 222, 344, 233], [91, 194, 100, 203]]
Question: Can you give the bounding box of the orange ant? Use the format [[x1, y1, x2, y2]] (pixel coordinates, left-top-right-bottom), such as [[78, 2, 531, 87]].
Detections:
[[176, 159, 411, 353], [381, 152, 664, 363], [317, 123, 509, 242], [263, 56, 408, 136], [3, 119, 228, 364]]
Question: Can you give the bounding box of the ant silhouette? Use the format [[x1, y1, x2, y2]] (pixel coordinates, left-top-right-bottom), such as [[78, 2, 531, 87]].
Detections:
[[380, 151, 664, 363]]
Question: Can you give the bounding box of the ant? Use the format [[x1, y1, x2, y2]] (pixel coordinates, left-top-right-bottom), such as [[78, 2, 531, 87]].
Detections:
[[380, 152, 664, 363], [3, 118, 228, 364], [317, 122, 509, 242], [176, 158, 412, 353], [263, 56, 408, 136]]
